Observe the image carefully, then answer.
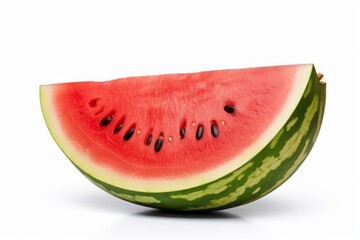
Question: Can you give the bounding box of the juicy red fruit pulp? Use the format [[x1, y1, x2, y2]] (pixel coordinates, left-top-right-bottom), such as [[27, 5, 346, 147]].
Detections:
[[51, 66, 297, 179]]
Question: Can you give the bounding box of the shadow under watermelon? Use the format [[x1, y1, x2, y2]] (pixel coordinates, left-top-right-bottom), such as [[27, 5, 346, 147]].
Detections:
[[134, 209, 239, 219]]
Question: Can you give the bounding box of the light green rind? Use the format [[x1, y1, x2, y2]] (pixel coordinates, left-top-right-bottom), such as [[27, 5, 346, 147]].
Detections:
[[73, 65, 325, 212]]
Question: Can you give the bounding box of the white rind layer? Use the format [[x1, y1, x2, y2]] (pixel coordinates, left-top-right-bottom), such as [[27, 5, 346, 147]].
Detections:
[[40, 64, 313, 192]]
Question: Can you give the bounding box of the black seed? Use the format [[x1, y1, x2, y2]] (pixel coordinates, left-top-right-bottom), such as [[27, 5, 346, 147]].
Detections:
[[196, 125, 204, 140], [211, 123, 219, 137], [100, 115, 113, 126], [154, 137, 163, 152], [123, 128, 135, 141], [224, 105, 235, 114], [145, 134, 152, 145], [180, 127, 186, 139], [113, 123, 124, 134]]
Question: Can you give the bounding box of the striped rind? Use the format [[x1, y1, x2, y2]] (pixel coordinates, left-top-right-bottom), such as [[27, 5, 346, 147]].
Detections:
[[75, 66, 325, 211]]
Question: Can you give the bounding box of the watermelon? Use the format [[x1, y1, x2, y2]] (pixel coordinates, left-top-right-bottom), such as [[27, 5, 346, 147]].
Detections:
[[40, 64, 326, 211]]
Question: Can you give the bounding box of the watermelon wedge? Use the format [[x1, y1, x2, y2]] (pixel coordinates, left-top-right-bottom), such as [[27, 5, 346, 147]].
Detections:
[[40, 64, 326, 211]]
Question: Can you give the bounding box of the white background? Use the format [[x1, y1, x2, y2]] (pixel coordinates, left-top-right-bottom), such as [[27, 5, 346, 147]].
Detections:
[[0, 0, 359, 239]]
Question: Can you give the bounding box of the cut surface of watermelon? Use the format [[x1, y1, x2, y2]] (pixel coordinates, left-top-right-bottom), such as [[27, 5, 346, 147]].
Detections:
[[40, 64, 325, 210]]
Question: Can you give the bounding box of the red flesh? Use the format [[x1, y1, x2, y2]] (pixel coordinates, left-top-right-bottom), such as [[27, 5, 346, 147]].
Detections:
[[49, 66, 297, 179]]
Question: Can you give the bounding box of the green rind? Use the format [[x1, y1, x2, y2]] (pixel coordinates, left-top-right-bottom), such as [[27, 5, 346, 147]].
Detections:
[[71, 65, 325, 212]]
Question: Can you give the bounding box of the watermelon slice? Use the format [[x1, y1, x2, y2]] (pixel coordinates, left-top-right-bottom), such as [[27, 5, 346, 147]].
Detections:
[[40, 64, 326, 211]]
